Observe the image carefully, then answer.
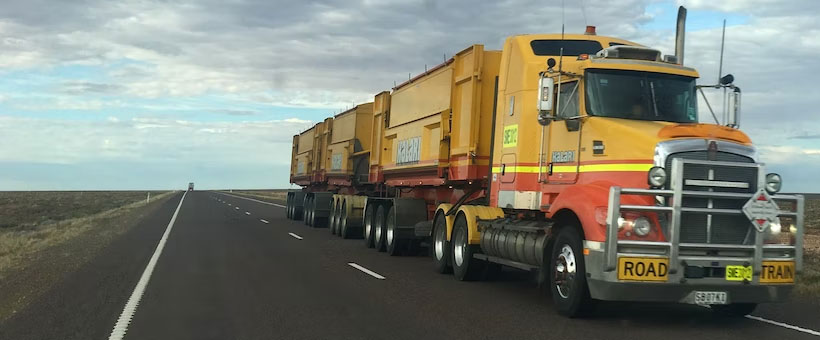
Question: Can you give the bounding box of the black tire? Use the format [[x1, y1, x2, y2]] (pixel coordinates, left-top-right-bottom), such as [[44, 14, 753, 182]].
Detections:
[[305, 197, 316, 227], [385, 206, 402, 256], [340, 200, 351, 239], [330, 199, 339, 235], [363, 204, 376, 248], [549, 226, 594, 318], [374, 205, 387, 252], [286, 196, 292, 219], [451, 215, 485, 281], [711, 303, 757, 317], [432, 213, 452, 274], [303, 196, 310, 225]]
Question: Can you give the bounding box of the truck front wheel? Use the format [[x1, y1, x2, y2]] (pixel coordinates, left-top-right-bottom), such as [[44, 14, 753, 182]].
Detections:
[[549, 226, 594, 318]]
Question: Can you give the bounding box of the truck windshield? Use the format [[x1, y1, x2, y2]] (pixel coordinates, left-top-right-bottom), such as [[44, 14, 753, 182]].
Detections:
[[585, 69, 698, 123]]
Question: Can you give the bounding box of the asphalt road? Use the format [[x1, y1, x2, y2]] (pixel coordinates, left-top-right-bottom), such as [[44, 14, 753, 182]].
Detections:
[[2, 190, 818, 340]]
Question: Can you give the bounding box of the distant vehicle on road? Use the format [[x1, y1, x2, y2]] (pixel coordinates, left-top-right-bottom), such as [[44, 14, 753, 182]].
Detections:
[[188, 182, 194, 191]]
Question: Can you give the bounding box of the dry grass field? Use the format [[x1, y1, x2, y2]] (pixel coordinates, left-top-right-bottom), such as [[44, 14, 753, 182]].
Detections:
[[225, 189, 287, 203], [798, 195, 820, 297], [0, 191, 173, 274]]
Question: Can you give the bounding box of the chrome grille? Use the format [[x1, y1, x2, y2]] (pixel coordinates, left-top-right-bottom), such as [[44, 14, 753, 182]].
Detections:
[[666, 151, 756, 244]]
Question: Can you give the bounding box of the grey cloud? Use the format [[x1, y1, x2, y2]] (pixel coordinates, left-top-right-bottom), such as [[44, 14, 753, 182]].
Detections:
[[61, 81, 125, 95], [789, 134, 820, 140]]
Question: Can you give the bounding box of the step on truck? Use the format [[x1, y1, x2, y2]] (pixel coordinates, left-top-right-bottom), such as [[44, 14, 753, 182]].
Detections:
[[286, 7, 804, 318]]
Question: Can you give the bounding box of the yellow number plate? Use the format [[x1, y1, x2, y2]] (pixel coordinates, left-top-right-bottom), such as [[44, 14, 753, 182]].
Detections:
[[617, 257, 669, 282], [725, 265, 753, 281], [760, 261, 796, 284]]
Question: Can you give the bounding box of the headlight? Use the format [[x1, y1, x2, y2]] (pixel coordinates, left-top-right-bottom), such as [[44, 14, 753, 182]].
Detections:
[[648, 166, 667, 187], [765, 173, 782, 194], [633, 217, 652, 236]]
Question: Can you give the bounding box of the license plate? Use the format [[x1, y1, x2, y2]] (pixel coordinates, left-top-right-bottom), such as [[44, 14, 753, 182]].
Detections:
[[760, 261, 796, 283], [694, 291, 728, 305], [617, 257, 669, 282], [725, 265, 753, 281]]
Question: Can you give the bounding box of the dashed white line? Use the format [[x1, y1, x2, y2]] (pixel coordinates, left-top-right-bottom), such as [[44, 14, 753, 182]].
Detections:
[[347, 262, 386, 280], [235, 207, 239, 210], [260, 219, 269, 224], [228, 203, 232, 206], [288, 232, 303, 240], [218, 192, 286, 208], [245, 211, 251, 215], [108, 191, 187, 340], [746, 315, 820, 336]]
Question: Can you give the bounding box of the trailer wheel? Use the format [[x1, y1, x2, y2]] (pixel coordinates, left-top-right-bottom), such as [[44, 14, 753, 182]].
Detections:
[[330, 199, 339, 235], [305, 197, 315, 226], [303, 196, 310, 225], [549, 226, 594, 318], [286, 195, 292, 219], [363, 203, 376, 248], [711, 303, 757, 317], [432, 213, 452, 274], [340, 200, 351, 239], [385, 206, 402, 256], [452, 215, 484, 281], [374, 205, 387, 252]]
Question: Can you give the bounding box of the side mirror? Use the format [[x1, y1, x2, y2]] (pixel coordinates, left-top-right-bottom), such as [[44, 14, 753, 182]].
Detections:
[[537, 75, 554, 115], [726, 87, 741, 128]]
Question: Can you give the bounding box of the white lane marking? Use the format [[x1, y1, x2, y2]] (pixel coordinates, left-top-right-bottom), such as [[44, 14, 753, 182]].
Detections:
[[108, 192, 187, 340], [218, 192, 286, 208], [235, 207, 239, 210], [228, 203, 232, 206], [245, 211, 251, 215], [288, 232, 303, 240], [746, 315, 820, 336], [260, 219, 269, 224], [347, 262, 386, 280]]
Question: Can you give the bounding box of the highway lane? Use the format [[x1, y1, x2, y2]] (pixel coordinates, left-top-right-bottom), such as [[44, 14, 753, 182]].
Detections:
[[1, 190, 817, 339]]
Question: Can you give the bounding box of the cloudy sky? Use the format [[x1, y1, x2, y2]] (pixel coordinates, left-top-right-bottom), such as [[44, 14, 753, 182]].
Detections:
[[0, 0, 817, 191]]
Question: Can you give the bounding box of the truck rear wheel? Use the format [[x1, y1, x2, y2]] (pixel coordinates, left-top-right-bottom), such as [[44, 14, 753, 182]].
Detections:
[[452, 215, 484, 281], [549, 226, 594, 318], [363, 204, 376, 248], [711, 303, 757, 317], [432, 213, 452, 274], [385, 206, 402, 256], [374, 205, 387, 252], [306, 197, 315, 226]]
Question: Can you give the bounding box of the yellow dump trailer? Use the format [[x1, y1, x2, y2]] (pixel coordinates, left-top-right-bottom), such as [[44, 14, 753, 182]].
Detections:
[[382, 44, 501, 186], [292, 119, 333, 186], [369, 91, 391, 183], [327, 102, 374, 186]]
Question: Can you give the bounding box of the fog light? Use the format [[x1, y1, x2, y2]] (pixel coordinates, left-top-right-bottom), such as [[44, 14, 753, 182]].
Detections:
[[648, 166, 667, 187], [633, 217, 651, 236], [765, 173, 782, 194]]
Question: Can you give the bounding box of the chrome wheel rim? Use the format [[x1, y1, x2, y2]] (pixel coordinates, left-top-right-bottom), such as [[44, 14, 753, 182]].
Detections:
[[453, 227, 466, 267], [375, 223, 382, 244], [434, 224, 445, 260], [554, 244, 577, 299], [386, 218, 394, 246]]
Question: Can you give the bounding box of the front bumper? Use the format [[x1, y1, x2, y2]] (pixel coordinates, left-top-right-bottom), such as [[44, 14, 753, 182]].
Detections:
[[589, 158, 804, 304]]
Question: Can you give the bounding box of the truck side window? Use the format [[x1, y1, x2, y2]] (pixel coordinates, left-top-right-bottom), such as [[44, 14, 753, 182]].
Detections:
[[556, 81, 579, 119]]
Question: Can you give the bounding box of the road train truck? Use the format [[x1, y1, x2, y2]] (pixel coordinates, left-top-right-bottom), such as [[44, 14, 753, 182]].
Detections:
[[286, 10, 804, 318]]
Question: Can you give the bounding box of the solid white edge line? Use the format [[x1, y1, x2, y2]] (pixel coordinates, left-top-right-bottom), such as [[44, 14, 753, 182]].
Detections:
[[288, 232, 303, 240], [260, 219, 269, 224], [745, 315, 820, 336], [245, 211, 251, 215], [217, 192, 286, 208], [108, 191, 187, 340], [347, 262, 386, 280]]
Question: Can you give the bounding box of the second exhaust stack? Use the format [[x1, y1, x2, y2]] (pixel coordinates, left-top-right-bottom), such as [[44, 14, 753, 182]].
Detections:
[[675, 6, 687, 65]]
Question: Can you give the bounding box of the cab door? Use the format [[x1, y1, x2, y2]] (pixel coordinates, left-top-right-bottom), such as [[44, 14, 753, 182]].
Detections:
[[547, 80, 582, 184]]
